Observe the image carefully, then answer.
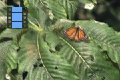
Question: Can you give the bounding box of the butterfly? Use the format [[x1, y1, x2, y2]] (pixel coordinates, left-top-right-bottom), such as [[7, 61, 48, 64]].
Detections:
[[64, 27, 88, 41]]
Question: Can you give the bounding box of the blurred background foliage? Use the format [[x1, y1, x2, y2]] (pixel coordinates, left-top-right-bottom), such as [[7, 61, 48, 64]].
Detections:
[[76, 0, 120, 31]]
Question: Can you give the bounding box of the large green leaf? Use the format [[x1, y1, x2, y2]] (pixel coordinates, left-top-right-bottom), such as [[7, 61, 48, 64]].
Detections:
[[45, 19, 120, 80], [17, 30, 39, 73], [5, 42, 18, 73], [57, 0, 78, 19], [76, 20, 120, 68], [27, 0, 53, 27], [0, 30, 14, 79], [5, 28, 40, 79], [0, 60, 6, 80], [0, 29, 28, 40], [38, 31, 79, 80], [42, 0, 67, 19], [53, 19, 120, 68], [0, 41, 12, 80], [42, 0, 79, 19], [25, 66, 53, 80]]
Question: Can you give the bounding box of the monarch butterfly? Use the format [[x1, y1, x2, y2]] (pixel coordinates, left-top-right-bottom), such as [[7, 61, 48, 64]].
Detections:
[[64, 27, 88, 41]]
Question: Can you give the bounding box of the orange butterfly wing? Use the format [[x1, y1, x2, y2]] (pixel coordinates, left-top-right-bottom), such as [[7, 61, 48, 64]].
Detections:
[[74, 29, 79, 41], [65, 27, 76, 39], [78, 29, 87, 40], [65, 27, 88, 41]]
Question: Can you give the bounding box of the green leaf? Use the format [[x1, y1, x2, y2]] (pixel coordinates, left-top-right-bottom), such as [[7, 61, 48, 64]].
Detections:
[[5, 42, 18, 73], [18, 30, 39, 73], [0, 1, 7, 29], [78, 0, 93, 4], [43, 0, 67, 19], [27, 0, 53, 27], [0, 29, 28, 40], [54, 19, 120, 67], [43, 0, 79, 19], [25, 67, 53, 80], [27, 0, 79, 27], [58, 0, 78, 19], [47, 19, 120, 80], [0, 61, 6, 80], [76, 20, 120, 68], [38, 31, 79, 80], [0, 41, 12, 80]]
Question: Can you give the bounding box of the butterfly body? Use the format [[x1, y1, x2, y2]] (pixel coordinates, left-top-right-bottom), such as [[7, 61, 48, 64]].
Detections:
[[64, 27, 88, 41]]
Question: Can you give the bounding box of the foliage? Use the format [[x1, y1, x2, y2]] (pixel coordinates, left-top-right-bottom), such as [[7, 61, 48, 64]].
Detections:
[[0, 0, 120, 80]]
